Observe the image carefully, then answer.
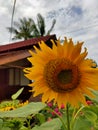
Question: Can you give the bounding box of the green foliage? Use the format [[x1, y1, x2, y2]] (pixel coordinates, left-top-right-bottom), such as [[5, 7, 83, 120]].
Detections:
[[72, 104, 98, 130], [0, 127, 11, 130], [7, 13, 56, 40], [0, 119, 3, 128], [20, 126, 29, 130], [31, 118, 62, 130], [73, 116, 92, 130], [0, 102, 46, 118], [3, 118, 23, 130], [84, 110, 97, 122], [11, 87, 24, 100], [0, 100, 19, 109], [0, 90, 98, 130], [35, 113, 46, 125], [0, 119, 11, 130], [91, 90, 98, 103]]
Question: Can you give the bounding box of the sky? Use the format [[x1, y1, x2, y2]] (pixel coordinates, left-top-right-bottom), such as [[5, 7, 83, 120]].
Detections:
[[0, 0, 98, 62]]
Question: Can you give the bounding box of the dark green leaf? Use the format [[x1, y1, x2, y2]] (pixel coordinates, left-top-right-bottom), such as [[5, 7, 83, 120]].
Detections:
[[36, 113, 46, 124]]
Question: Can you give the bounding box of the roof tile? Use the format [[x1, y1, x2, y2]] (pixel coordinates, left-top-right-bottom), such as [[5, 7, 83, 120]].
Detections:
[[0, 34, 56, 53]]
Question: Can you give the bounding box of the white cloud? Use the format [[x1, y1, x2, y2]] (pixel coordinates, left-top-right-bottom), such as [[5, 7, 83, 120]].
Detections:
[[0, 0, 98, 62]]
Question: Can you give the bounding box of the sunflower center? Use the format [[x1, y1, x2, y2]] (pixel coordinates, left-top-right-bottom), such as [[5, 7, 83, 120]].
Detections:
[[44, 58, 80, 93], [58, 70, 72, 84]]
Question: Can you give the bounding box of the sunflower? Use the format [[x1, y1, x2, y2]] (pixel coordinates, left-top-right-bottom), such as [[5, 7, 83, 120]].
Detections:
[[0, 100, 28, 111], [24, 37, 98, 107]]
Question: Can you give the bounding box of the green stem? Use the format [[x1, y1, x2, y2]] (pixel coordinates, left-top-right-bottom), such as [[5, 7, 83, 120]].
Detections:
[[66, 104, 70, 130], [71, 105, 85, 128], [73, 105, 85, 121], [26, 117, 31, 130]]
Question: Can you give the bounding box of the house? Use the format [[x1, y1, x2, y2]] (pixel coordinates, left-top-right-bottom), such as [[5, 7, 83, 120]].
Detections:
[[0, 34, 57, 101]]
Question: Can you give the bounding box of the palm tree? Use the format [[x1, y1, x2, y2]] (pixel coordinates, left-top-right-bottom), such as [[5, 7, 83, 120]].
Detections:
[[7, 13, 56, 40], [7, 17, 35, 40], [35, 13, 56, 36]]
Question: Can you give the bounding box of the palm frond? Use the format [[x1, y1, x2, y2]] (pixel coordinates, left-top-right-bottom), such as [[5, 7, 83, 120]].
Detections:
[[47, 19, 56, 35]]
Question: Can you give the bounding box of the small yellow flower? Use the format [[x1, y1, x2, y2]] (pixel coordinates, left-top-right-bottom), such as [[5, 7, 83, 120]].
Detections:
[[0, 106, 15, 111], [19, 100, 29, 107], [24, 37, 98, 107], [0, 100, 29, 111]]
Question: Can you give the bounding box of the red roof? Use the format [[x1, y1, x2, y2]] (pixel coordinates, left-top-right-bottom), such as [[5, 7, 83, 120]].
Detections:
[[0, 34, 57, 65], [0, 34, 57, 53]]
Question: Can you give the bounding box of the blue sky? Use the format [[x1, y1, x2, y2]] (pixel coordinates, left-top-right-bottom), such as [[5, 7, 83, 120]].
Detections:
[[0, 0, 98, 62]]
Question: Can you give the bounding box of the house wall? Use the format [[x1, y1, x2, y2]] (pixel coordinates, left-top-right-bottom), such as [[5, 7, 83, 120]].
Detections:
[[0, 62, 31, 101], [0, 69, 9, 100]]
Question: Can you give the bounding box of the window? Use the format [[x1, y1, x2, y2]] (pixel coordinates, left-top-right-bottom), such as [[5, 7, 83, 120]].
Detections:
[[9, 68, 29, 86]]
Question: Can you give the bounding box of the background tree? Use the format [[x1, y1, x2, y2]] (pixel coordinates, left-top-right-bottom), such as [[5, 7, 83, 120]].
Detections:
[[7, 13, 56, 40]]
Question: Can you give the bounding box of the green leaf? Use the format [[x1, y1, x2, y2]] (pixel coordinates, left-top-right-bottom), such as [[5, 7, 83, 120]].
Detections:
[[36, 113, 46, 124], [0, 119, 3, 128], [11, 87, 24, 100], [73, 116, 92, 130], [0, 102, 46, 118], [31, 118, 62, 130], [88, 105, 98, 115], [84, 110, 97, 123], [88, 90, 98, 104], [0, 127, 11, 130], [20, 126, 29, 130]]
